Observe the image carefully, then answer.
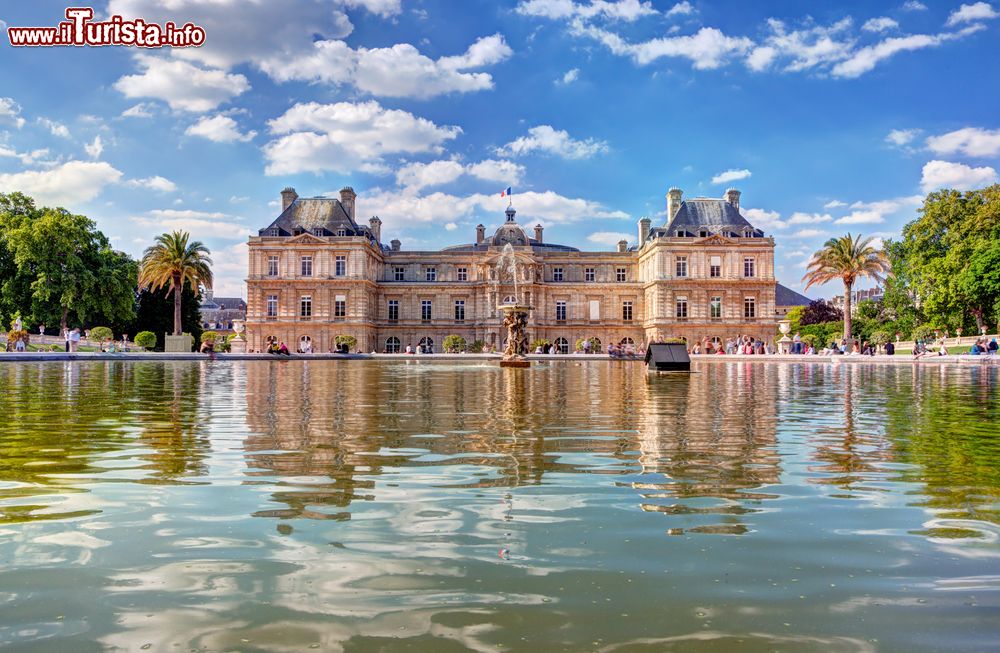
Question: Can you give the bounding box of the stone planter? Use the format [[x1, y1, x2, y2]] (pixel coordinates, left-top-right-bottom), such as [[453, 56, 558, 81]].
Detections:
[[164, 334, 194, 353]]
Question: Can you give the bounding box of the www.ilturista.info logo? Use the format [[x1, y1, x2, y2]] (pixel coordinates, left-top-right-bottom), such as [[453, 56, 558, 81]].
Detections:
[[7, 7, 206, 48]]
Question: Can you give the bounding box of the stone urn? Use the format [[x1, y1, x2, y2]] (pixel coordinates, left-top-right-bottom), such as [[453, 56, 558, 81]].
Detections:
[[229, 320, 247, 354], [777, 318, 793, 354]]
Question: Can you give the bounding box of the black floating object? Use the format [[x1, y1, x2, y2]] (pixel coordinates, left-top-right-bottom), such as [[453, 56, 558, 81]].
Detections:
[[644, 343, 691, 372]]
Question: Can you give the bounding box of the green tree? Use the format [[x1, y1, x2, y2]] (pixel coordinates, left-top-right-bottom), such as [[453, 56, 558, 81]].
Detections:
[[134, 331, 157, 350], [335, 334, 357, 351], [138, 231, 213, 336], [89, 326, 113, 342], [130, 284, 203, 345], [803, 234, 890, 342], [443, 334, 467, 352]]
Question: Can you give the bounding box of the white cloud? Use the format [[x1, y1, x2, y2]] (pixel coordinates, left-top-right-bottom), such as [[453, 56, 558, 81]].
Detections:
[[665, 2, 695, 17], [0, 97, 26, 128], [920, 160, 998, 192], [38, 117, 70, 138], [574, 21, 753, 70], [710, 168, 751, 184], [0, 146, 56, 167], [743, 207, 786, 230], [745, 18, 855, 73], [444, 222, 458, 231], [0, 161, 123, 206], [901, 1, 927, 11], [84, 135, 104, 159], [557, 68, 580, 85], [263, 101, 461, 176], [126, 176, 177, 192], [516, 0, 657, 22], [788, 212, 833, 224], [396, 160, 465, 192], [831, 26, 983, 78], [587, 231, 632, 245], [258, 34, 511, 100], [925, 127, 1000, 157], [886, 128, 921, 146], [466, 159, 525, 184], [862, 17, 898, 33], [823, 199, 847, 208], [835, 210, 884, 225], [120, 103, 155, 119], [946, 2, 999, 26], [132, 209, 250, 240], [207, 241, 249, 297], [790, 228, 829, 238], [185, 115, 257, 143], [114, 55, 250, 112], [497, 125, 608, 159]]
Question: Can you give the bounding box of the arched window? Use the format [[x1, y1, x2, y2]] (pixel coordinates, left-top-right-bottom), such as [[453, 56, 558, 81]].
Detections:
[[590, 337, 602, 350], [555, 337, 569, 354], [502, 295, 516, 305], [299, 335, 312, 352], [620, 337, 635, 346], [385, 336, 400, 353], [418, 337, 434, 352]]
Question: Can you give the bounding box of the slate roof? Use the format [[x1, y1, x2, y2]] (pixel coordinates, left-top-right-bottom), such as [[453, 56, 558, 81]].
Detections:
[[440, 239, 579, 253], [259, 197, 377, 242], [775, 283, 812, 307], [664, 198, 763, 237]]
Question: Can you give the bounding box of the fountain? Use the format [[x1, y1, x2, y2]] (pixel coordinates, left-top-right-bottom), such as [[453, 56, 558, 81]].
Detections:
[[495, 243, 532, 368]]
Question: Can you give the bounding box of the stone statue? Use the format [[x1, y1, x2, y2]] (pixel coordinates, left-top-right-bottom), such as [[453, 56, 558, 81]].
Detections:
[[496, 242, 520, 304], [502, 309, 528, 358]]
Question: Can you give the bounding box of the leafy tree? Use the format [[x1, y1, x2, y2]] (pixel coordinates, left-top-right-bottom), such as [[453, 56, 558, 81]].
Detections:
[[803, 234, 890, 341], [530, 338, 551, 351], [138, 231, 213, 336], [335, 334, 357, 351], [200, 331, 219, 344], [799, 300, 843, 326], [89, 326, 113, 342], [468, 340, 486, 353], [443, 334, 467, 352], [134, 331, 157, 350], [130, 284, 203, 345], [855, 299, 882, 321], [869, 330, 891, 349]]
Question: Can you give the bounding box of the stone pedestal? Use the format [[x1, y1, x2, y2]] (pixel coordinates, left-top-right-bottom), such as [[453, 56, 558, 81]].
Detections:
[[229, 337, 247, 354], [500, 359, 530, 368], [164, 334, 193, 353], [778, 336, 792, 354]]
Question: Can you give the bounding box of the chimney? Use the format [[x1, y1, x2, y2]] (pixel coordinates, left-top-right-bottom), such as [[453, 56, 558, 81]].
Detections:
[[617, 239, 628, 253], [280, 187, 297, 212], [390, 239, 401, 251], [724, 188, 741, 211], [666, 187, 682, 220], [476, 224, 486, 244], [638, 217, 651, 246], [339, 186, 357, 221], [534, 224, 543, 243], [368, 216, 382, 243]]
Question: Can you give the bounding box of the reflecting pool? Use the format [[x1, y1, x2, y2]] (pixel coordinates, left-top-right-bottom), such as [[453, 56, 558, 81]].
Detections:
[[1, 360, 998, 652]]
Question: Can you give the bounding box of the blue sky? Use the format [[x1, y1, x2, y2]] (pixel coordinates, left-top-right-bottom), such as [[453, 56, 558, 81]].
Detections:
[[1, 0, 999, 297]]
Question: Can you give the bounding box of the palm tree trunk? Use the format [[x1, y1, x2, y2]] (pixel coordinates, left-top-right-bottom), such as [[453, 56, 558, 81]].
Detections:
[[173, 278, 182, 336], [843, 282, 853, 343]]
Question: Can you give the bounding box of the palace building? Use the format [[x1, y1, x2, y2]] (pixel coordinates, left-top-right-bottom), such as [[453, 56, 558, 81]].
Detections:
[[244, 185, 805, 353]]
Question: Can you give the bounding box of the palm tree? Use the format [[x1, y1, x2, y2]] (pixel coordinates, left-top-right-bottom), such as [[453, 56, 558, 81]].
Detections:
[[803, 233, 889, 343], [138, 231, 213, 336]]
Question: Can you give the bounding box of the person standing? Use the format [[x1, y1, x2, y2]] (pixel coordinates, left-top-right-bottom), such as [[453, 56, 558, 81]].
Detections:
[[69, 328, 81, 352], [63, 327, 70, 352]]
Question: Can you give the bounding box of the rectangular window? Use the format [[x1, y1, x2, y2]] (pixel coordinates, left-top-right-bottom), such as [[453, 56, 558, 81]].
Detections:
[[425, 267, 437, 282], [589, 299, 600, 321], [710, 255, 722, 278], [334, 294, 346, 319], [675, 297, 688, 319], [676, 257, 688, 278], [622, 301, 633, 322], [267, 255, 279, 277], [553, 267, 564, 282], [744, 257, 755, 278], [335, 255, 346, 276], [616, 267, 626, 282], [266, 294, 278, 318], [711, 296, 722, 319], [393, 266, 404, 281], [388, 299, 399, 321], [454, 300, 465, 322], [585, 267, 595, 282], [744, 297, 756, 319], [457, 267, 468, 281], [300, 256, 312, 277], [421, 300, 432, 322], [556, 301, 567, 321], [300, 295, 312, 318]]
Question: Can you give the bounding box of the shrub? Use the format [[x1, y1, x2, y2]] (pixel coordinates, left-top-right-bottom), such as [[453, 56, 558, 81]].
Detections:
[[134, 331, 157, 350], [801, 334, 819, 348], [443, 334, 467, 353], [468, 339, 485, 353], [200, 330, 219, 344], [89, 326, 113, 342], [575, 337, 601, 352], [869, 330, 891, 347], [662, 337, 687, 344], [530, 338, 551, 351], [911, 324, 936, 343], [335, 334, 357, 351]]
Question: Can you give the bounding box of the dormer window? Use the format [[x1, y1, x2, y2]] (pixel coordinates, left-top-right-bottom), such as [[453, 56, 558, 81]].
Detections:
[[744, 229, 753, 238], [699, 230, 709, 237], [313, 228, 323, 237], [676, 230, 684, 237], [337, 228, 347, 237], [267, 228, 279, 237]]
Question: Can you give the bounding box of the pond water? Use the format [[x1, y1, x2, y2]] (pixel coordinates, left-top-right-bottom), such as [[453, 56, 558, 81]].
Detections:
[[0, 360, 998, 652]]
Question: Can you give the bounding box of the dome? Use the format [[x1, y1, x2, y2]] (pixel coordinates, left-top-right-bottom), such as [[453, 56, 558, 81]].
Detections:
[[492, 221, 529, 247]]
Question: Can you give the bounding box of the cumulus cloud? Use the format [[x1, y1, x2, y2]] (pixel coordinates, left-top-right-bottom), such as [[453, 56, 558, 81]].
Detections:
[[0, 97, 26, 128], [0, 160, 123, 206], [835, 210, 884, 225], [886, 128, 921, 147], [665, 1, 695, 17], [0, 146, 55, 167], [126, 176, 177, 192], [114, 56, 250, 112], [925, 127, 1000, 157], [557, 68, 580, 85], [516, 0, 657, 22], [38, 117, 70, 138], [84, 135, 104, 159], [946, 2, 999, 26], [497, 125, 608, 159], [587, 231, 632, 245], [862, 17, 898, 33], [120, 103, 155, 119], [263, 101, 462, 176], [207, 241, 249, 297], [823, 199, 847, 208], [132, 209, 251, 240], [901, 1, 927, 11], [788, 212, 833, 224], [396, 160, 465, 192], [466, 159, 526, 184], [831, 25, 984, 78], [575, 21, 753, 69], [710, 168, 751, 184], [920, 160, 998, 192], [185, 115, 257, 143], [743, 207, 786, 230], [790, 228, 829, 238]]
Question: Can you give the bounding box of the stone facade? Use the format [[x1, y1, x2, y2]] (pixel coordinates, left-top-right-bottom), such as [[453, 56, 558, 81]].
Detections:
[[245, 186, 782, 353]]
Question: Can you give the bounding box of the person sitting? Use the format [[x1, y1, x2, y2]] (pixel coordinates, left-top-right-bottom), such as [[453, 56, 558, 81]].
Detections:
[[885, 342, 895, 356], [937, 340, 948, 356], [267, 341, 280, 355], [277, 341, 290, 355], [969, 340, 983, 355], [989, 338, 999, 355]]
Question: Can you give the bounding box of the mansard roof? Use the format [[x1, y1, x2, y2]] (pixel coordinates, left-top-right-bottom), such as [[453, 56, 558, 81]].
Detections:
[[775, 283, 812, 307], [440, 239, 579, 253], [665, 198, 762, 236], [258, 197, 377, 241]]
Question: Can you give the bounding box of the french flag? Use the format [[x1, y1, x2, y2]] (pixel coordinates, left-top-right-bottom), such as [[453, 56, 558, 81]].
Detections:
[[500, 186, 512, 198]]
